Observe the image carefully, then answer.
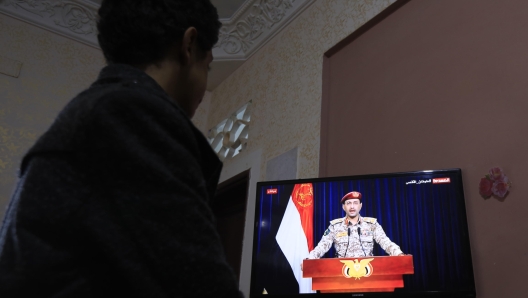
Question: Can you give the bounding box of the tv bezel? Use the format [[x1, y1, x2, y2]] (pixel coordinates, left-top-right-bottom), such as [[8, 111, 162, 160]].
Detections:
[[249, 168, 476, 298]]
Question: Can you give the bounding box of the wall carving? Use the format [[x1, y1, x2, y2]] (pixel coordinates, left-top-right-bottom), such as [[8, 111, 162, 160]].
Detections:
[[1, 0, 98, 46], [214, 0, 315, 59], [0, 0, 316, 60], [216, 0, 293, 55], [207, 101, 251, 161]]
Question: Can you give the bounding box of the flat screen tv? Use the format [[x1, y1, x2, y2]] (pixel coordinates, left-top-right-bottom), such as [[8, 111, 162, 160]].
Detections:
[[250, 168, 475, 297]]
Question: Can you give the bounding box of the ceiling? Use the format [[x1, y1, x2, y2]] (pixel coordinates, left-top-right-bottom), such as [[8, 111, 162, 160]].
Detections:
[[0, 0, 315, 90], [211, 0, 247, 19], [86, 0, 247, 20]]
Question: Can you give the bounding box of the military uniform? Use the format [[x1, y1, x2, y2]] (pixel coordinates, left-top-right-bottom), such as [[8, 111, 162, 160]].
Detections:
[[307, 216, 403, 259]]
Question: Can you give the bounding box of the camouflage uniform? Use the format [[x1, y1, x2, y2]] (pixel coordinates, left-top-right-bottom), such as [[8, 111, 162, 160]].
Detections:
[[307, 216, 403, 259]]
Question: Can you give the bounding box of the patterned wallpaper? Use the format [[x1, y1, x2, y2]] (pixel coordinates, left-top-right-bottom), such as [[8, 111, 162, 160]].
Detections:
[[0, 14, 104, 218], [204, 0, 396, 181]]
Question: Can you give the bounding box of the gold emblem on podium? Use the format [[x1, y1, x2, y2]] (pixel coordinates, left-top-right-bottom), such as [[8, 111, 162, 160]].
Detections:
[[340, 258, 374, 279]]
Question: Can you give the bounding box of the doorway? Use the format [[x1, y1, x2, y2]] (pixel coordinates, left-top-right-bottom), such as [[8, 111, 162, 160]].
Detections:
[[212, 170, 250, 280]]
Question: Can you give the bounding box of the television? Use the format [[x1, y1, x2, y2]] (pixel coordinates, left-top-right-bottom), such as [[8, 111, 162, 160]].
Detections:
[[250, 168, 475, 297]]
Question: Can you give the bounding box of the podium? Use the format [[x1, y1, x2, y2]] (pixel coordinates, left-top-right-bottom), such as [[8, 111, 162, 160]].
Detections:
[[302, 256, 414, 293]]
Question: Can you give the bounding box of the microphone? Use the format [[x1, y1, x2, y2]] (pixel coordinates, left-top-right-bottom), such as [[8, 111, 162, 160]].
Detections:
[[358, 226, 367, 256], [348, 227, 351, 236]]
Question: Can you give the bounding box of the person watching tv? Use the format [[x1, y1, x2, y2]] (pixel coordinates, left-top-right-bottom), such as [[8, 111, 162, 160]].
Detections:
[[0, 1, 242, 297]]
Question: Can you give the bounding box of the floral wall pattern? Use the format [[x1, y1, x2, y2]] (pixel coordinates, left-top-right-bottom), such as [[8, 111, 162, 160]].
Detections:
[[0, 14, 104, 218], [3, 0, 97, 36], [0, 0, 100, 47]]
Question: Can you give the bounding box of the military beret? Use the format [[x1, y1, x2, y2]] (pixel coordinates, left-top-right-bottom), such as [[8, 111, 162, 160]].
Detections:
[[340, 191, 362, 203]]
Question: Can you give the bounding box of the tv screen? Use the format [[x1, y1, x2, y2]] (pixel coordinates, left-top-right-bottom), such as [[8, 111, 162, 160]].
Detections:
[[250, 168, 475, 297]]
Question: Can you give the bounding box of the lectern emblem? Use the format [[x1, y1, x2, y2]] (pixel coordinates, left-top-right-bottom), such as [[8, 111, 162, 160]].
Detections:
[[340, 258, 374, 279]]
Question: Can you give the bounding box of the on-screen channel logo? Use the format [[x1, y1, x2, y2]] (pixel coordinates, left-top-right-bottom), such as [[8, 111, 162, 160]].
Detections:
[[432, 177, 451, 184], [267, 188, 278, 195]]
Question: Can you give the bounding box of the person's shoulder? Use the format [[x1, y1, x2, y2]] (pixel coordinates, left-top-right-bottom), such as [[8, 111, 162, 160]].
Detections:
[[362, 217, 378, 224], [77, 80, 187, 129], [329, 217, 345, 226], [87, 83, 169, 112], [75, 70, 171, 112]]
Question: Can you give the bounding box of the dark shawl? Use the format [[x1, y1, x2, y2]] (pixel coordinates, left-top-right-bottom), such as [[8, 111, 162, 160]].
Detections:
[[0, 64, 242, 298]]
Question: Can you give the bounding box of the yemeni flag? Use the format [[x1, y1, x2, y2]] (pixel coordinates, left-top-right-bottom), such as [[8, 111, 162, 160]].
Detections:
[[275, 183, 315, 293]]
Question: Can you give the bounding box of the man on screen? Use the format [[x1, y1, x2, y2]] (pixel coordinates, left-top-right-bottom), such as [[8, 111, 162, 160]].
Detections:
[[306, 191, 405, 260]]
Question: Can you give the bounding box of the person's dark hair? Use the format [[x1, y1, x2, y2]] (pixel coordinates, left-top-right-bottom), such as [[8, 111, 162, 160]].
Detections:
[[97, 0, 221, 65]]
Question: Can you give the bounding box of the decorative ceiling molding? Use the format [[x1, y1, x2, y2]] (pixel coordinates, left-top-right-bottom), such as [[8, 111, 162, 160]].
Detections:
[[1, 0, 315, 59], [213, 0, 315, 60], [0, 0, 100, 48], [1, 0, 315, 90]]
